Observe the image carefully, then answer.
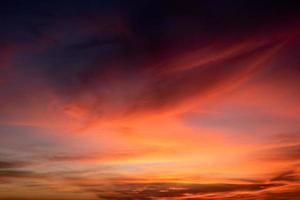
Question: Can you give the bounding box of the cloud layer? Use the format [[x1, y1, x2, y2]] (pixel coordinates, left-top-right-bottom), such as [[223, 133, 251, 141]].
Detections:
[[0, 0, 300, 199]]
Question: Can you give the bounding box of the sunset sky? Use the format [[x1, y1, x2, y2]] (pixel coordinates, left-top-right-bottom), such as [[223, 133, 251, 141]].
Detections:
[[0, 1, 300, 199]]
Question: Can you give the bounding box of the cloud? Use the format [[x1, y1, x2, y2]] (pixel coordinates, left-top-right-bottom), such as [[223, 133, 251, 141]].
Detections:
[[0, 161, 30, 169], [0, 170, 39, 178], [257, 144, 300, 162], [0, 1, 299, 200], [271, 170, 300, 182], [0, 0, 299, 129], [263, 188, 300, 200], [79, 182, 280, 199]]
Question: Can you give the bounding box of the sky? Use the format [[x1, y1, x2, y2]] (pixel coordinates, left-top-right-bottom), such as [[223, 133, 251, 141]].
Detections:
[[0, 0, 300, 199]]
